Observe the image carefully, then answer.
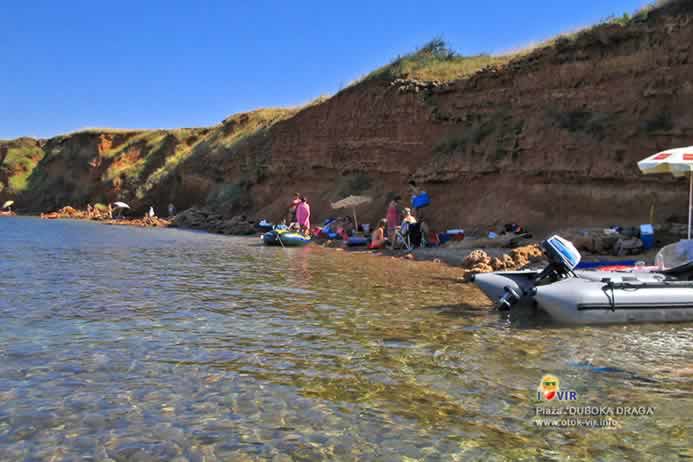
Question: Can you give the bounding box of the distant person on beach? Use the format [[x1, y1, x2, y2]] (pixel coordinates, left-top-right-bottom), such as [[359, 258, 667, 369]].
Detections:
[[386, 195, 401, 245], [408, 180, 431, 244], [402, 207, 417, 225], [168, 203, 176, 217], [369, 219, 387, 249], [342, 216, 354, 237], [288, 192, 301, 224], [148, 206, 156, 218], [408, 180, 426, 221], [295, 195, 311, 235]]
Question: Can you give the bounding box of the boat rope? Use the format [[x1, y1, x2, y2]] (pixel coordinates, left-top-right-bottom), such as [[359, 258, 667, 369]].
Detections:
[[601, 281, 617, 312]]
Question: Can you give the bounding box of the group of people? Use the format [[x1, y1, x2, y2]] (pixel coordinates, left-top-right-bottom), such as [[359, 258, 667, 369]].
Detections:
[[82, 202, 177, 220], [287, 193, 311, 235], [283, 180, 429, 246], [370, 197, 419, 249], [369, 180, 429, 249]]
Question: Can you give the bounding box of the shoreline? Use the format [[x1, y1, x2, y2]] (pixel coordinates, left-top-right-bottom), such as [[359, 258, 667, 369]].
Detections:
[[8, 210, 670, 278], [13, 211, 541, 277]]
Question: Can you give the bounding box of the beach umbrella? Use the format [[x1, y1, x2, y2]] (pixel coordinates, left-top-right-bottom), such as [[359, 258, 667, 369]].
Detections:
[[112, 201, 130, 209], [2, 200, 14, 210], [330, 195, 372, 229], [638, 146, 693, 239]]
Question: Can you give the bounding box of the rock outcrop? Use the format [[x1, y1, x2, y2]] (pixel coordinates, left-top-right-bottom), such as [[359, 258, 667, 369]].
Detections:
[[172, 208, 256, 235]]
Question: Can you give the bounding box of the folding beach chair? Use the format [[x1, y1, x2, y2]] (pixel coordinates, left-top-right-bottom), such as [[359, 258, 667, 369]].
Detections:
[[393, 222, 423, 251], [393, 223, 412, 251]]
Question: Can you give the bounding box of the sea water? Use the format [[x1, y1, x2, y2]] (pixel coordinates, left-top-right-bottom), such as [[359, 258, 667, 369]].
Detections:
[[0, 217, 690, 460]]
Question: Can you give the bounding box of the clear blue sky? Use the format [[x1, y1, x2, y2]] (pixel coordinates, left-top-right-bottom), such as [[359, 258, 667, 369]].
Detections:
[[1, 0, 647, 139]]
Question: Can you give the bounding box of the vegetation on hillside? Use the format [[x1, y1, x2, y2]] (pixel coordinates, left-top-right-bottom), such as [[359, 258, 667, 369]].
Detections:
[[361, 38, 508, 83], [354, 1, 676, 87], [0, 141, 43, 194]]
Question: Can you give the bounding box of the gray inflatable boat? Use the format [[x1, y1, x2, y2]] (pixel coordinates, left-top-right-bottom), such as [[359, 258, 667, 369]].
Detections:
[[472, 236, 693, 325]]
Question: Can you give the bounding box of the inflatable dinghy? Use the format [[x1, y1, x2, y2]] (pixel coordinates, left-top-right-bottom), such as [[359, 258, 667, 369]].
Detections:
[[472, 235, 693, 325], [261, 229, 311, 247]]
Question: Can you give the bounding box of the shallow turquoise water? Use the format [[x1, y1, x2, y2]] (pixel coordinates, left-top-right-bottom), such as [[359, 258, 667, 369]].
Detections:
[[0, 217, 691, 461]]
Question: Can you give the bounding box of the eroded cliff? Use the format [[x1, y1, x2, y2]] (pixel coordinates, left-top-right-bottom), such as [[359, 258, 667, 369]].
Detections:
[[2, 0, 692, 230]]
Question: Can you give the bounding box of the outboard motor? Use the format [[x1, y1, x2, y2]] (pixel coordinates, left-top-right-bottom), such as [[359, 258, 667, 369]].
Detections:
[[496, 285, 522, 311], [535, 235, 581, 283]]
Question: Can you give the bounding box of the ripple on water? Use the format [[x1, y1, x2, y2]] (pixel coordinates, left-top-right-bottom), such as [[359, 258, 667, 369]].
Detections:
[[0, 217, 691, 460]]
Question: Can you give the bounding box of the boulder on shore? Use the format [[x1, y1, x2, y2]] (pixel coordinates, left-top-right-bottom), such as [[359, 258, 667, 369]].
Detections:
[[462, 244, 544, 274]]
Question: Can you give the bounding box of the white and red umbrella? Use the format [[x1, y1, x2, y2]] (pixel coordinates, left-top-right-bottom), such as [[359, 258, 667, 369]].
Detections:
[[638, 146, 693, 239]]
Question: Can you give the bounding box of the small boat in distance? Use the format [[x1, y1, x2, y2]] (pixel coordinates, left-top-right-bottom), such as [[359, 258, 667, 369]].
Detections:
[[261, 228, 311, 247]]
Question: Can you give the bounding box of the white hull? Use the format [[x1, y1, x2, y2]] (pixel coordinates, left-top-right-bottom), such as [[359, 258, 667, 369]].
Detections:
[[473, 271, 693, 325], [534, 277, 693, 325]]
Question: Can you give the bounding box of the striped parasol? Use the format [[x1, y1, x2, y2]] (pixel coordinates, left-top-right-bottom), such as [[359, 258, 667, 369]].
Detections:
[[638, 146, 693, 240]]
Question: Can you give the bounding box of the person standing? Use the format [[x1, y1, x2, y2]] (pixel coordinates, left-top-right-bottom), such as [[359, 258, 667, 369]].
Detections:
[[168, 203, 176, 217], [295, 195, 311, 235], [386, 196, 401, 247], [288, 192, 301, 224], [408, 180, 424, 220], [408, 180, 431, 243]]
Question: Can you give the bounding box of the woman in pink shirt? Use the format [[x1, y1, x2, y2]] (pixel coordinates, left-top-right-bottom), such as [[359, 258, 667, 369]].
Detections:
[[295, 195, 311, 235], [386, 195, 401, 247]]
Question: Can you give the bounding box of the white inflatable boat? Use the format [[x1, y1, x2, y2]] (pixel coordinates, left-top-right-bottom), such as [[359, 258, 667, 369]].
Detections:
[[472, 236, 693, 325]]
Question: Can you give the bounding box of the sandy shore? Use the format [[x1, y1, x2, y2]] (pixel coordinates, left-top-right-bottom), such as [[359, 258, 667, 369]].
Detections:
[[29, 207, 666, 277]]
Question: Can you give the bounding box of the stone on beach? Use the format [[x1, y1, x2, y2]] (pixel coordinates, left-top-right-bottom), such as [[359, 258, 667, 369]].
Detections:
[[461, 245, 543, 274]]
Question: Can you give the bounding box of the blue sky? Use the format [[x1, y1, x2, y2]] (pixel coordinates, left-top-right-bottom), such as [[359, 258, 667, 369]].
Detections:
[[1, 0, 647, 139]]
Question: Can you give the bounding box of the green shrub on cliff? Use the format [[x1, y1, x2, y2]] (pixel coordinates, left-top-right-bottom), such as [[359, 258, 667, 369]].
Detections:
[[1, 144, 43, 193], [362, 38, 507, 83]]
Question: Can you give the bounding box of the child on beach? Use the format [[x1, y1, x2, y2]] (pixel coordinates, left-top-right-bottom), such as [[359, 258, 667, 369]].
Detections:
[[369, 219, 387, 249]]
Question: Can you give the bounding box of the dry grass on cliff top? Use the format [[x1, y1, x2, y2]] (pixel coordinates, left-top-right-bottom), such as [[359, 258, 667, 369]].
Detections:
[[361, 38, 508, 83], [497, 0, 676, 60], [353, 1, 676, 86]]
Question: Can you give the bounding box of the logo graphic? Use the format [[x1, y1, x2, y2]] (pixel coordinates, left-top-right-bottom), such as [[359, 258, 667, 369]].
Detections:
[[538, 374, 560, 400], [537, 374, 577, 401]]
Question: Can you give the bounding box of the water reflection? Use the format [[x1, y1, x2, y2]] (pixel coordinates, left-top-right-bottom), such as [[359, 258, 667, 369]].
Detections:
[[0, 217, 690, 460]]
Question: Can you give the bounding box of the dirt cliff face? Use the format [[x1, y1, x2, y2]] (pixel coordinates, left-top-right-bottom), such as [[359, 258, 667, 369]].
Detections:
[[154, 0, 693, 230], [3, 0, 693, 230]]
